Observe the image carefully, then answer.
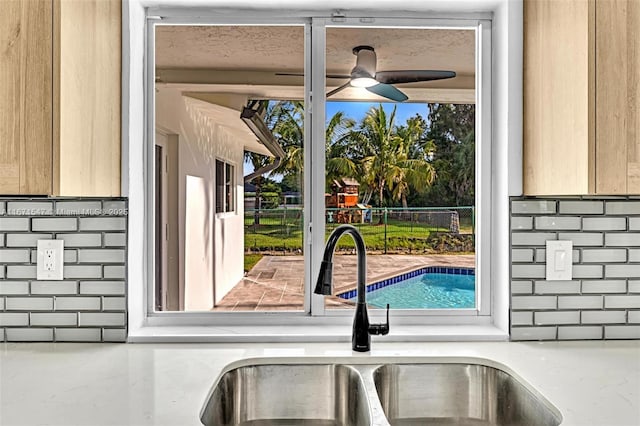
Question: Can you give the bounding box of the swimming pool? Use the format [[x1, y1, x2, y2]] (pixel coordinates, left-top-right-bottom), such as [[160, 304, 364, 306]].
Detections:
[[337, 266, 475, 309]]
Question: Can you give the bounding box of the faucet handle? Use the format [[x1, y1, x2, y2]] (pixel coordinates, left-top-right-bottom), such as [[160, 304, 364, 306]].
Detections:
[[368, 304, 390, 336]]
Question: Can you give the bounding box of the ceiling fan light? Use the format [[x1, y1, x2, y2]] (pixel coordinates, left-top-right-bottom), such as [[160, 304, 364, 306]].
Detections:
[[350, 77, 378, 88]]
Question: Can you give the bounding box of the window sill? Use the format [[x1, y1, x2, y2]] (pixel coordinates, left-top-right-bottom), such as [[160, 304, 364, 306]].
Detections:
[[127, 323, 509, 343]]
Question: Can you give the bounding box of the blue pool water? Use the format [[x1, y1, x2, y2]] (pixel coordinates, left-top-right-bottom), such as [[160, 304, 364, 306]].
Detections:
[[343, 270, 475, 309]]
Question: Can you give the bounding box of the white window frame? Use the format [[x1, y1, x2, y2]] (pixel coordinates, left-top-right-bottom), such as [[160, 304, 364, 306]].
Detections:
[[123, 1, 522, 342]]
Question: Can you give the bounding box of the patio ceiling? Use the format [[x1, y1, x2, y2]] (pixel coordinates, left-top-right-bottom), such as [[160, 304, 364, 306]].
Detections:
[[155, 25, 476, 104]]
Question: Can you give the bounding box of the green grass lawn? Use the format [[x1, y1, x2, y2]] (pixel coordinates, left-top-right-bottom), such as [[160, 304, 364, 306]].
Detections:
[[244, 218, 473, 252]]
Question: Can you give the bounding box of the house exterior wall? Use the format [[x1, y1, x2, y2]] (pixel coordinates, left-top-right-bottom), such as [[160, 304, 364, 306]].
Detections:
[[155, 89, 245, 309]]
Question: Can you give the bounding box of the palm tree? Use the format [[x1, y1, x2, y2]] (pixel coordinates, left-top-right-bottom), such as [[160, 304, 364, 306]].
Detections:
[[355, 105, 436, 210], [325, 111, 358, 188]]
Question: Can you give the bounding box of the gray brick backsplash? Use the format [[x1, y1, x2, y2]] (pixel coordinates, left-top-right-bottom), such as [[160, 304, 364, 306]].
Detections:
[[63, 265, 103, 279], [78, 249, 125, 264], [79, 217, 126, 231], [629, 250, 640, 262], [0, 218, 30, 231], [104, 266, 125, 279], [573, 265, 603, 279], [604, 295, 640, 309], [55, 201, 102, 216], [511, 281, 533, 294], [103, 233, 126, 247], [605, 201, 640, 215], [582, 217, 627, 231], [581, 280, 627, 293], [6, 202, 53, 216], [32, 218, 77, 232], [604, 326, 640, 339], [0, 313, 29, 326], [558, 200, 603, 215], [0, 281, 29, 295], [79, 312, 125, 327], [511, 311, 533, 325], [512, 296, 557, 310], [512, 200, 556, 214], [558, 296, 603, 310], [511, 197, 640, 341], [102, 201, 127, 214], [581, 311, 626, 324], [605, 233, 640, 247], [535, 216, 581, 230], [6, 297, 53, 311], [30, 281, 77, 295], [605, 265, 640, 278], [55, 233, 102, 247], [534, 311, 580, 325], [512, 232, 556, 246], [512, 249, 534, 263], [55, 328, 102, 342], [511, 217, 533, 230], [581, 249, 627, 263], [31, 313, 77, 326], [557, 232, 604, 246], [6, 233, 52, 247], [55, 297, 101, 311], [103, 297, 126, 311], [558, 326, 603, 340], [6, 265, 37, 279], [510, 327, 556, 341], [511, 264, 545, 279], [103, 328, 127, 342], [534, 280, 580, 294], [80, 281, 125, 295], [0, 198, 127, 342], [6, 328, 53, 342], [0, 249, 30, 263]]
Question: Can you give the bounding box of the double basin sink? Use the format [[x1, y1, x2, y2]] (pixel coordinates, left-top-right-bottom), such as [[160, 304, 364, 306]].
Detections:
[[200, 358, 562, 426]]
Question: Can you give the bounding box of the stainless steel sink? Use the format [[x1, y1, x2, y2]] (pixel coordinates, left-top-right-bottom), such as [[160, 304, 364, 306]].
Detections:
[[200, 364, 371, 426], [201, 359, 562, 426], [373, 363, 562, 426]]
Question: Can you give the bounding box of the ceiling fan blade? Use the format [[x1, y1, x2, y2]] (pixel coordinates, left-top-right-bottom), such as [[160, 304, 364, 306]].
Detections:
[[375, 70, 456, 85], [366, 83, 408, 102], [276, 72, 351, 79], [326, 82, 351, 98]]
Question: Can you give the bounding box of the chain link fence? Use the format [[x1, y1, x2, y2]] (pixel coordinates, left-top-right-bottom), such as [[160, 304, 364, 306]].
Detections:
[[245, 207, 475, 254]]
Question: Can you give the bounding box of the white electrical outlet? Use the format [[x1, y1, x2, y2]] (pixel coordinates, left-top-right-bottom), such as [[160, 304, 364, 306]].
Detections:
[[37, 240, 64, 280]]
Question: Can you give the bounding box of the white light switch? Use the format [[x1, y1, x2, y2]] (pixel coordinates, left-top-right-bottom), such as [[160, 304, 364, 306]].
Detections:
[[37, 240, 64, 280], [546, 240, 572, 280]]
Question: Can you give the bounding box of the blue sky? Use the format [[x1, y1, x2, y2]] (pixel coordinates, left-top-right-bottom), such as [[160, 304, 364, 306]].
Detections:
[[245, 101, 430, 175], [326, 101, 430, 125]]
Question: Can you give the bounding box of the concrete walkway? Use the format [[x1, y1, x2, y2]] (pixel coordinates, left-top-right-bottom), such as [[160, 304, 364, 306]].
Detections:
[[214, 254, 475, 311]]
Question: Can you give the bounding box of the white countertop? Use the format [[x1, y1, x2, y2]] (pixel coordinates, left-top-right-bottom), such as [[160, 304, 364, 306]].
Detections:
[[0, 340, 639, 426]]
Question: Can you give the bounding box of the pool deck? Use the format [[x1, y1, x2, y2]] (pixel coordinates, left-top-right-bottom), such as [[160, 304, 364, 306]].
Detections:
[[214, 254, 475, 311]]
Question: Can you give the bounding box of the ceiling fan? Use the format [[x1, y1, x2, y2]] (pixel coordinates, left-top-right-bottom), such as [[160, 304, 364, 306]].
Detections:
[[278, 45, 457, 102]]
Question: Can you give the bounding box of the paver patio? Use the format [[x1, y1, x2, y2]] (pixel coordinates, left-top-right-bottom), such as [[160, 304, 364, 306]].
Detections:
[[214, 254, 475, 311]]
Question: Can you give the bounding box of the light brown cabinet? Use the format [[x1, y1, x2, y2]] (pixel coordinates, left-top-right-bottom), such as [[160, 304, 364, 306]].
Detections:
[[524, 0, 640, 195], [0, 0, 121, 197]]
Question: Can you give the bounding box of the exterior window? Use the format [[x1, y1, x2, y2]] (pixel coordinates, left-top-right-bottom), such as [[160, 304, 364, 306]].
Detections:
[[216, 159, 235, 213]]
